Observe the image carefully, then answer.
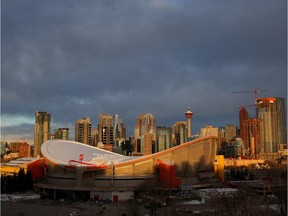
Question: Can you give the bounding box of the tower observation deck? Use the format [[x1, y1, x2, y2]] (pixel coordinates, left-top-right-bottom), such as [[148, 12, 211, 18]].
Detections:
[[185, 108, 193, 138]]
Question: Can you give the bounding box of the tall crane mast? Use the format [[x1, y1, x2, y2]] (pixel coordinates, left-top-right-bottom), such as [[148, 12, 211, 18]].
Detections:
[[231, 89, 267, 118]]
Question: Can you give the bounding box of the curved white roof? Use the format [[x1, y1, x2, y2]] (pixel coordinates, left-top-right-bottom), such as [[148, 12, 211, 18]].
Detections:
[[41, 140, 140, 166]]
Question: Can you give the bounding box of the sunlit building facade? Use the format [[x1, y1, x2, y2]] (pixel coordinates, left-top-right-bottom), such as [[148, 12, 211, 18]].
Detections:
[[112, 114, 126, 147], [225, 125, 238, 143], [256, 97, 287, 153], [239, 106, 249, 139], [75, 117, 92, 145], [10, 140, 32, 158], [156, 126, 172, 152], [98, 114, 114, 151], [54, 128, 69, 140], [172, 121, 187, 146], [242, 118, 262, 154], [91, 128, 98, 147], [200, 126, 218, 138], [133, 113, 156, 155], [36, 137, 218, 200], [34, 111, 51, 157], [238, 106, 262, 155]]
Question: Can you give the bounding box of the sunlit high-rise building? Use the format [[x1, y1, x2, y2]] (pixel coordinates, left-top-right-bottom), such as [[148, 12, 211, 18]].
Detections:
[[112, 114, 126, 147], [34, 111, 51, 157], [239, 106, 249, 139], [75, 117, 92, 145], [218, 127, 226, 150], [238, 106, 262, 155], [172, 121, 187, 146], [91, 128, 99, 147], [134, 113, 156, 155], [54, 128, 69, 140], [98, 114, 114, 151], [156, 126, 172, 152], [218, 125, 237, 149], [242, 118, 262, 154], [256, 97, 287, 153]]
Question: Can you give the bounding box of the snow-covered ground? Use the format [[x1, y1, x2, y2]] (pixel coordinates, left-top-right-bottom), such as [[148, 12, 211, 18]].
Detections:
[[181, 200, 204, 205], [1, 193, 41, 201]]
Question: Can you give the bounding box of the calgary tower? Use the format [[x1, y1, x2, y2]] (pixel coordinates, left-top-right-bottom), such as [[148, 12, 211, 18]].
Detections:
[[185, 107, 193, 138]]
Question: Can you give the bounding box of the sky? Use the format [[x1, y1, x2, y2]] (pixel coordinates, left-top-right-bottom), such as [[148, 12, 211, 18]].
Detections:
[[1, 0, 287, 145]]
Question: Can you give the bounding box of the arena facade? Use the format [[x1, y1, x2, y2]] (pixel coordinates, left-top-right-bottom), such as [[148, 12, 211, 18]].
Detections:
[[35, 137, 218, 201]]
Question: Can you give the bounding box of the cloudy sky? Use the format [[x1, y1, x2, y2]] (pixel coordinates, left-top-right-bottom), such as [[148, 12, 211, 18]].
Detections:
[[1, 0, 287, 144]]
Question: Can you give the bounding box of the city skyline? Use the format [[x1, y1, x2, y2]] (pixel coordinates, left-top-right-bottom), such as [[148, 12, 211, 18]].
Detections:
[[1, 0, 286, 144], [1, 99, 286, 146]]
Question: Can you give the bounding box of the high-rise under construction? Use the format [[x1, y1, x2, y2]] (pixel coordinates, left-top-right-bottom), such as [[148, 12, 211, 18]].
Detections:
[[256, 97, 287, 153]]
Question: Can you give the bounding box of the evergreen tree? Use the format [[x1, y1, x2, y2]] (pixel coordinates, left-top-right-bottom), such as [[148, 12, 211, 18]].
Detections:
[[17, 168, 26, 191], [26, 171, 34, 190]]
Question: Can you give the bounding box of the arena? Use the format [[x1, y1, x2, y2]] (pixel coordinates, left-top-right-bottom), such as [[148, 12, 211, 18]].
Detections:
[[35, 137, 218, 201]]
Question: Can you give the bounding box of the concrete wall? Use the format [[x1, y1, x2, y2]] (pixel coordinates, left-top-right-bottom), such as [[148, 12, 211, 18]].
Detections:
[[90, 191, 134, 201]]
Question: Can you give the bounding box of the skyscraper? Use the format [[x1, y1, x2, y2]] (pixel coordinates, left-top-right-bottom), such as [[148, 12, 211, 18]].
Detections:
[[134, 113, 156, 155], [91, 128, 98, 147], [54, 128, 69, 140], [239, 106, 249, 139], [242, 118, 261, 154], [256, 97, 287, 153], [238, 106, 262, 155], [156, 126, 172, 152], [98, 114, 114, 151], [34, 111, 51, 157], [172, 121, 187, 146], [112, 114, 126, 147], [75, 117, 92, 145]]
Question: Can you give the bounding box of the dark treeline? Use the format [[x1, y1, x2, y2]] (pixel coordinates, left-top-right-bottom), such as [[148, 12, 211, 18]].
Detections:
[[1, 168, 33, 193], [225, 167, 254, 181]]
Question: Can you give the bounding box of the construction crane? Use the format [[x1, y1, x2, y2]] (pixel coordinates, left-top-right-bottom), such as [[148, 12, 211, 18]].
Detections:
[[231, 89, 267, 118], [235, 104, 255, 110], [231, 88, 267, 100]]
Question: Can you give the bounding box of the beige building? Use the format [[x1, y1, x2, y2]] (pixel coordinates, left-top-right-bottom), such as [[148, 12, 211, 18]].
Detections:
[[134, 113, 156, 155], [34, 111, 51, 157], [173, 121, 187, 146], [97, 114, 114, 151], [156, 126, 172, 152], [75, 117, 92, 145], [91, 128, 99, 147], [200, 126, 218, 138], [225, 125, 238, 143], [112, 114, 126, 147], [54, 128, 69, 140]]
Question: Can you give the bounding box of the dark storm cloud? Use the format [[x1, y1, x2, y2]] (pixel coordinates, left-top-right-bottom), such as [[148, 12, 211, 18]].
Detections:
[[1, 123, 35, 142], [1, 0, 286, 141]]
